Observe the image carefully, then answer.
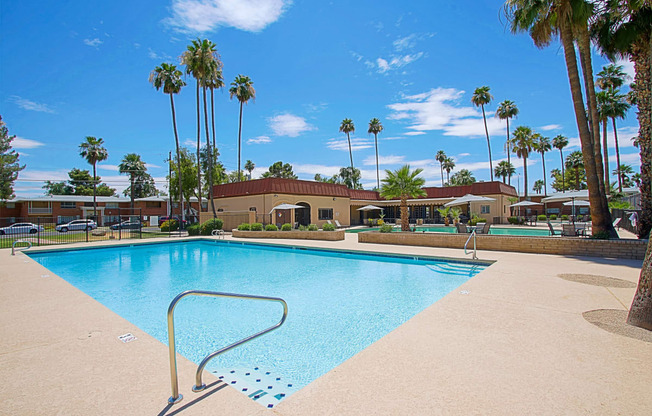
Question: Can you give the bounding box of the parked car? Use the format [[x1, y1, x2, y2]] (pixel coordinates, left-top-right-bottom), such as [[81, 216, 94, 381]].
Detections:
[[110, 220, 142, 230], [55, 219, 97, 232], [0, 222, 45, 235], [158, 216, 188, 227]]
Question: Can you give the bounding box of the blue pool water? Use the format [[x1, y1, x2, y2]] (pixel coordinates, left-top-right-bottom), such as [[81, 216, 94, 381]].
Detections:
[[29, 241, 487, 406]]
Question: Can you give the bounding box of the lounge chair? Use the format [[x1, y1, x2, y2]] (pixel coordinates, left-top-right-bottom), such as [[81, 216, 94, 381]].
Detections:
[[561, 224, 578, 237], [334, 220, 345, 228], [475, 223, 491, 234], [613, 217, 621, 230], [547, 221, 558, 236], [456, 223, 469, 233], [327, 220, 333, 225]]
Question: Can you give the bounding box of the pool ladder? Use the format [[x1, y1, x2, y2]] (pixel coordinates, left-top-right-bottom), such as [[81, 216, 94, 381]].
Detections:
[[12, 240, 32, 256], [167, 290, 288, 405], [464, 230, 477, 260]]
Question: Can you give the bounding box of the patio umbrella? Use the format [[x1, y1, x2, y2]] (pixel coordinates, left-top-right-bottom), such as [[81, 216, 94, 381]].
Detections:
[[509, 200, 542, 216], [563, 200, 590, 206], [268, 203, 306, 214], [356, 205, 384, 211], [444, 194, 495, 207]]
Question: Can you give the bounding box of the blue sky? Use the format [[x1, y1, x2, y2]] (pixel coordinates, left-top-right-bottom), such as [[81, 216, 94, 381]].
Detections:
[[1, 0, 640, 197]]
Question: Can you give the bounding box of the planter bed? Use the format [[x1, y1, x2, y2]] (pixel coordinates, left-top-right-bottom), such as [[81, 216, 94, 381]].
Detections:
[[232, 229, 345, 241]]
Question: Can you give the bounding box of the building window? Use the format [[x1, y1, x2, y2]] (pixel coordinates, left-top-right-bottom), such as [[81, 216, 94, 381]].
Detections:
[[61, 202, 76, 209], [84, 202, 94, 207], [217, 208, 224, 212], [105, 202, 119, 208], [146, 201, 161, 208], [480, 205, 490, 214], [249, 207, 257, 211], [318, 208, 333, 220], [6, 202, 15, 209]]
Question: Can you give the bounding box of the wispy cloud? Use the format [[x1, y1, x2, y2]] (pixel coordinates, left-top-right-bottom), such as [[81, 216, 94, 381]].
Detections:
[[373, 53, 424, 74], [268, 113, 315, 137], [403, 131, 425, 136], [12, 136, 45, 149], [183, 138, 197, 148], [247, 135, 272, 144], [615, 58, 634, 83], [303, 102, 328, 113], [540, 124, 562, 131], [9, 96, 55, 113], [362, 155, 405, 166], [145, 163, 161, 169], [83, 38, 103, 48], [327, 138, 373, 152], [166, 0, 292, 33], [99, 164, 120, 172]]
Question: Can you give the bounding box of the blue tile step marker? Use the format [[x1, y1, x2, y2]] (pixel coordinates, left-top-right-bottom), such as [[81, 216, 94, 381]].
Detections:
[[212, 366, 299, 408]]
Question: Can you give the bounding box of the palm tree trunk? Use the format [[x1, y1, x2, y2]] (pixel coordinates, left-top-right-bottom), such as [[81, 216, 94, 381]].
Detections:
[[439, 162, 444, 187], [169, 94, 184, 222], [481, 104, 493, 181], [575, 167, 580, 190], [603, 119, 610, 194], [523, 156, 528, 197], [92, 162, 97, 221], [560, 149, 565, 192], [628, 238, 652, 330], [446, 170, 450, 184], [541, 152, 547, 196], [347, 132, 354, 171], [559, 20, 615, 237], [237, 101, 244, 181], [203, 86, 216, 218], [612, 117, 623, 192], [374, 133, 380, 189], [196, 81, 202, 215], [130, 177, 135, 209], [400, 196, 409, 232], [506, 118, 511, 185]]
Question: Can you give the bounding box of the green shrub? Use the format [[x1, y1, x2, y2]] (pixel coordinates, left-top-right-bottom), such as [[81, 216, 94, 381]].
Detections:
[[200, 218, 224, 235], [160, 219, 179, 232], [537, 214, 547, 221], [298, 225, 307, 231], [561, 215, 569, 221], [469, 217, 488, 226], [265, 224, 278, 231], [322, 223, 335, 231], [237, 223, 251, 231], [549, 214, 557, 220], [507, 217, 520, 225], [379, 224, 394, 233], [250, 222, 263, 231], [186, 224, 201, 236], [281, 223, 292, 231], [308, 224, 318, 231]]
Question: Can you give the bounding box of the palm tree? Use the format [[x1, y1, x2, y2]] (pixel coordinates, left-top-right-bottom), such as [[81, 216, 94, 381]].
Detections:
[[380, 165, 426, 232], [596, 63, 628, 91], [596, 90, 611, 192], [119, 153, 146, 209], [494, 160, 515, 184], [435, 150, 447, 187], [79, 136, 108, 221], [449, 169, 476, 186], [202, 52, 224, 217], [532, 134, 551, 195], [496, 100, 519, 185], [510, 126, 534, 197], [614, 164, 635, 188], [368, 118, 384, 189], [533, 179, 544, 194], [471, 86, 494, 180], [229, 75, 256, 182], [552, 135, 569, 193], [566, 151, 585, 190], [149, 62, 186, 220], [604, 90, 631, 192], [442, 157, 455, 185], [244, 160, 255, 180], [505, 0, 614, 237], [340, 118, 355, 178]]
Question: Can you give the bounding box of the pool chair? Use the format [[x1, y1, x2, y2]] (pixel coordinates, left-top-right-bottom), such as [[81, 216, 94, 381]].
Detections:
[[561, 223, 578, 237], [334, 220, 345, 228], [475, 223, 491, 234], [547, 221, 558, 236], [326, 220, 333, 225], [613, 217, 621, 230], [456, 223, 469, 233]]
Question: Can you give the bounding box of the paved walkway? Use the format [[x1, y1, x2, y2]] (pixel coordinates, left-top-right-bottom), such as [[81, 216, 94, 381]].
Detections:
[[1, 235, 650, 415]]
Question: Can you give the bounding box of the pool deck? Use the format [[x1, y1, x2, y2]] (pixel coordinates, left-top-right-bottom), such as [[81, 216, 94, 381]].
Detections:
[[1, 234, 650, 415]]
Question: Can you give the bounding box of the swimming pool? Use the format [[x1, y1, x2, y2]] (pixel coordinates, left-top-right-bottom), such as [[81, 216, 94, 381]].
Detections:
[[347, 226, 551, 236], [28, 240, 487, 407]]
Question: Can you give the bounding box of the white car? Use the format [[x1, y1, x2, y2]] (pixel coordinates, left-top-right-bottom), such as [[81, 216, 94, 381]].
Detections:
[[55, 219, 97, 233], [0, 222, 45, 235]]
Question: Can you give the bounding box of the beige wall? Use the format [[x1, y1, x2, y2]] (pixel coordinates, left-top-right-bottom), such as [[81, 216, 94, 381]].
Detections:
[[210, 193, 351, 227]]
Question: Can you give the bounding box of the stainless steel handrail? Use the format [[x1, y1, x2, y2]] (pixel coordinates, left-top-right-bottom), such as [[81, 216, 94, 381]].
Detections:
[[167, 290, 288, 405], [12, 240, 32, 256], [464, 230, 477, 260]]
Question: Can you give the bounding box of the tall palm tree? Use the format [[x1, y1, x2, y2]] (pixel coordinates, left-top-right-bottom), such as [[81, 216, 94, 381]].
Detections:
[[380, 165, 426, 232], [340, 118, 355, 178], [244, 160, 255, 180], [596, 63, 628, 91], [79, 136, 108, 221], [229, 75, 256, 182], [604, 90, 631, 192], [368, 118, 384, 189], [532, 134, 551, 195], [496, 100, 519, 185], [566, 150, 585, 190], [494, 160, 516, 184], [596, 90, 611, 192], [119, 153, 146, 209], [202, 54, 223, 217], [505, 0, 614, 237], [149, 62, 186, 220], [435, 150, 447, 187], [510, 126, 534, 197], [533, 179, 544, 194], [471, 86, 494, 180], [442, 157, 455, 185], [552, 135, 569, 192]]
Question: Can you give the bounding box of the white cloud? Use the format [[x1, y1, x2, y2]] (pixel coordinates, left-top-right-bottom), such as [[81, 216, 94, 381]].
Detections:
[[380, 136, 406, 141], [393, 34, 418, 51], [403, 131, 425, 136], [83, 38, 103, 48], [12, 136, 45, 149], [166, 0, 291, 33], [145, 163, 161, 169], [387, 88, 503, 138], [457, 153, 471, 158], [292, 163, 341, 177], [248, 135, 272, 144], [148, 48, 160, 59], [268, 113, 315, 137], [374, 52, 424, 74], [615, 58, 635, 82], [327, 138, 373, 152], [362, 155, 405, 166], [610, 152, 641, 166], [99, 164, 120, 172], [183, 138, 197, 148], [9, 96, 55, 113], [540, 124, 562, 131]]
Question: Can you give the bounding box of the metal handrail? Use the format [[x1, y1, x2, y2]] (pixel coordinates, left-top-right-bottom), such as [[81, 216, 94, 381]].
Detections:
[[12, 240, 32, 256], [167, 290, 288, 405], [464, 230, 477, 260]]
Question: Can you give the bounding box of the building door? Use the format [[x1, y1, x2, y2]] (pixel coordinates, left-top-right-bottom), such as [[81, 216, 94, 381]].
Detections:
[[295, 202, 311, 226]]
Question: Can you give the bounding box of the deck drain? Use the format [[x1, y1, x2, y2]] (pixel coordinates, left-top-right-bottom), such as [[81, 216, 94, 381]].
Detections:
[[118, 333, 137, 343], [583, 309, 652, 343], [557, 273, 636, 288]]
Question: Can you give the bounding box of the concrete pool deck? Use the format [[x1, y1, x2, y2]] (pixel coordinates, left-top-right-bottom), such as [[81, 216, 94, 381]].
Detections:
[[1, 234, 650, 415]]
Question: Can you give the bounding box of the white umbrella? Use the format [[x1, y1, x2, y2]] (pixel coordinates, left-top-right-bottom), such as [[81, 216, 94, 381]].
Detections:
[[444, 194, 495, 207], [541, 190, 589, 203], [509, 200, 542, 207], [356, 205, 384, 211], [268, 203, 306, 215], [563, 200, 590, 206]]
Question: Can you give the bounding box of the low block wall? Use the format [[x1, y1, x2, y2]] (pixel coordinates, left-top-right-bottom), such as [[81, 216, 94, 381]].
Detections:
[[358, 231, 648, 260], [232, 229, 345, 241]]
